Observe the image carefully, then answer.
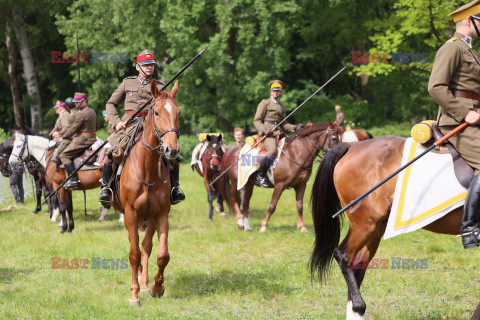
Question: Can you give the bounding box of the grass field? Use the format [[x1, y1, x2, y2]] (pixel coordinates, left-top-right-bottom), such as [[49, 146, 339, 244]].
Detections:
[[0, 162, 479, 319]]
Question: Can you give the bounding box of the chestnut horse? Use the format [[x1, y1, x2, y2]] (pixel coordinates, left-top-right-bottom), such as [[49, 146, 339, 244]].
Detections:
[[192, 134, 231, 220], [310, 136, 477, 319], [224, 122, 341, 232], [111, 80, 180, 306], [9, 133, 108, 232]]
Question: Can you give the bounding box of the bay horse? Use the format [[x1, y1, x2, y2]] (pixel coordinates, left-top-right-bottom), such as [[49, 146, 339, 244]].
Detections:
[[111, 80, 180, 306], [9, 133, 109, 233], [310, 136, 477, 319], [224, 122, 341, 232], [192, 134, 231, 220]]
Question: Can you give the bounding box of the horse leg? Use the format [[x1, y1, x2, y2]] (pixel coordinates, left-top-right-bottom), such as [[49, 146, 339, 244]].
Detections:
[[125, 209, 141, 306], [139, 220, 156, 292], [33, 182, 42, 214], [242, 181, 254, 232], [66, 191, 74, 232], [151, 213, 170, 298], [216, 191, 225, 217], [260, 184, 284, 233], [230, 177, 244, 229], [58, 189, 68, 234], [99, 205, 109, 221], [294, 182, 307, 232], [334, 216, 386, 320], [207, 189, 214, 221]]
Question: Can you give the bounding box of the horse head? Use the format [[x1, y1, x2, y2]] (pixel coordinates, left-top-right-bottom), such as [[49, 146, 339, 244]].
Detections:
[[9, 132, 29, 168], [0, 139, 14, 177], [326, 120, 342, 151], [204, 134, 224, 171], [149, 79, 180, 160]]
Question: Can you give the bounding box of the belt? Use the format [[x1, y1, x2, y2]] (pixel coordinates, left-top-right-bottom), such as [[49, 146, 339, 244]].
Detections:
[[126, 109, 148, 117], [78, 131, 95, 134], [264, 120, 279, 125], [451, 90, 480, 102]]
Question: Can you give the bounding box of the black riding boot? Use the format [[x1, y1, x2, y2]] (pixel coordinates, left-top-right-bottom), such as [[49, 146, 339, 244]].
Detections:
[[99, 162, 113, 204], [63, 163, 80, 190], [255, 156, 272, 188], [170, 161, 185, 205], [461, 174, 480, 249]]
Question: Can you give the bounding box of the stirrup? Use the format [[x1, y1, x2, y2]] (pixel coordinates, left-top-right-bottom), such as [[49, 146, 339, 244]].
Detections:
[[64, 180, 80, 190], [99, 187, 113, 204], [170, 186, 185, 205], [459, 228, 480, 249], [255, 175, 270, 188]]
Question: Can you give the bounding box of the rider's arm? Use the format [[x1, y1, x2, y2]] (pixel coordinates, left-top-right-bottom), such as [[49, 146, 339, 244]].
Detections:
[[106, 80, 126, 130]]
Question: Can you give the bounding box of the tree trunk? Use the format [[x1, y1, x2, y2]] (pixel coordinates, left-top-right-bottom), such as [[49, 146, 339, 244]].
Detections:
[[359, 73, 371, 102], [6, 21, 23, 128], [11, 2, 43, 131]]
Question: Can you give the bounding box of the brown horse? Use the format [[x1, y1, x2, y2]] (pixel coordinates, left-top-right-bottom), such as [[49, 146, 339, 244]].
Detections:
[[310, 136, 477, 319], [224, 122, 341, 232], [112, 80, 180, 306], [9, 133, 108, 233], [192, 135, 231, 220]]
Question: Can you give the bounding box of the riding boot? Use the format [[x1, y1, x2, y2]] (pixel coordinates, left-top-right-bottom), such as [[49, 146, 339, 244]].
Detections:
[[63, 163, 80, 190], [461, 174, 480, 249], [170, 161, 185, 205], [255, 156, 272, 188], [99, 162, 113, 204]]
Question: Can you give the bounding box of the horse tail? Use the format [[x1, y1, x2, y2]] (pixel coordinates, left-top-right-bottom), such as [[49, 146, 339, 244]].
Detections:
[[366, 131, 373, 139], [310, 142, 351, 282]]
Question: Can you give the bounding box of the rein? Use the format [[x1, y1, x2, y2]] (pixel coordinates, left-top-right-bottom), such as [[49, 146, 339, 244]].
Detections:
[[283, 128, 336, 168]]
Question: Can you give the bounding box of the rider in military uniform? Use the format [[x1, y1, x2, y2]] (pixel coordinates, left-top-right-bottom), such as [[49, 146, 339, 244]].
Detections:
[[253, 80, 302, 188], [99, 49, 185, 205], [50, 101, 68, 140], [60, 92, 99, 190], [428, 0, 480, 249], [335, 105, 345, 132], [51, 97, 77, 164]]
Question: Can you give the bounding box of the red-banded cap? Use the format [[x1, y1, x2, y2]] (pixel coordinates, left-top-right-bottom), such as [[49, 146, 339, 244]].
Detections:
[[54, 100, 66, 109], [133, 49, 156, 66], [72, 92, 87, 102]]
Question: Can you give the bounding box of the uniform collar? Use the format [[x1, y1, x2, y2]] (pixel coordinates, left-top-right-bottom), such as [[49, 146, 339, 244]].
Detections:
[[270, 96, 279, 104], [138, 76, 152, 85], [455, 32, 473, 48]]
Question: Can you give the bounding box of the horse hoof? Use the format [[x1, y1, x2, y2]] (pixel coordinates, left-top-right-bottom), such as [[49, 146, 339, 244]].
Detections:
[[220, 212, 226, 217], [245, 226, 252, 232], [207, 217, 213, 222], [236, 224, 244, 230], [150, 285, 164, 298], [128, 299, 141, 307], [60, 228, 67, 234], [299, 226, 307, 232], [31, 211, 38, 215], [259, 226, 267, 233], [98, 216, 105, 221], [67, 229, 73, 233]]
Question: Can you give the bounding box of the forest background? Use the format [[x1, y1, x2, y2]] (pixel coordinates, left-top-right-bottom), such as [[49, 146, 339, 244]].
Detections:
[[0, 0, 468, 150]]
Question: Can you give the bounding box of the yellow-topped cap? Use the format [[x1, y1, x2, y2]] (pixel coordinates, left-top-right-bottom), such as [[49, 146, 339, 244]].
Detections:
[[449, 0, 480, 23]]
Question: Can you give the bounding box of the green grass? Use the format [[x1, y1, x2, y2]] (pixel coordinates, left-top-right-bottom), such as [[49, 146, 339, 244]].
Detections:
[[0, 162, 478, 319]]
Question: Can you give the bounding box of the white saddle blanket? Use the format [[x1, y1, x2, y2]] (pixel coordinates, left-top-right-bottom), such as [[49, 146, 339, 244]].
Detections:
[[384, 138, 467, 240], [342, 130, 358, 142], [237, 138, 285, 190]]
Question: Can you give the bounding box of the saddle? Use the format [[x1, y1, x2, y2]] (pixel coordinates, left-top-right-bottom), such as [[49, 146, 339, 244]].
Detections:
[[57, 139, 109, 171], [255, 133, 286, 163], [430, 123, 474, 188]]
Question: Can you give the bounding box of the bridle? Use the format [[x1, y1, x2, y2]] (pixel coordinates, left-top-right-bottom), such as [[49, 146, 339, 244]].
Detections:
[[141, 97, 180, 157], [10, 134, 29, 166]]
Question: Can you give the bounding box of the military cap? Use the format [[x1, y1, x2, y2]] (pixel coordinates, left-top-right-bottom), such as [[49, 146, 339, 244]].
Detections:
[[449, 0, 480, 23], [54, 100, 66, 109], [269, 80, 285, 91], [133, 49, 156, 66], [72, 92, 87, 102], [335, 105, 342, 110]]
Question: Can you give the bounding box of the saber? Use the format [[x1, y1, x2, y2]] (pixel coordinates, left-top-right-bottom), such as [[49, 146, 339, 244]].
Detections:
[[331, 122, 469, 218], [76, 33, 82, 91], [209, 64, 351, 187], [43, 41, 214, 205]]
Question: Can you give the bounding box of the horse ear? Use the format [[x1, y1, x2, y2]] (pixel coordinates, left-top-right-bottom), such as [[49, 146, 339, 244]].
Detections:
[[218, 134, 223, 142], [327, 120, 333, 128], [170, 80, 179, 98], [151, 79, 158, 98], [206, 134, 211, 142]]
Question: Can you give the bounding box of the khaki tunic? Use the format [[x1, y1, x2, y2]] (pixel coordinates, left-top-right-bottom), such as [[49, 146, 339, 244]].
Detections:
[[50, 110, 70, 139], [59, 108, 78, 137], [60, 105, 99, 164], [336, 111, 345, 131], [428, 32, 480, 173], [253, 97, 295, 157]]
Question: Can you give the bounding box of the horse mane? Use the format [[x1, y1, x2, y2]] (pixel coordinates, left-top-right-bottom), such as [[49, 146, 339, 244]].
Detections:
[[285, 123, 329, 143], [15, 125, 51, 139]]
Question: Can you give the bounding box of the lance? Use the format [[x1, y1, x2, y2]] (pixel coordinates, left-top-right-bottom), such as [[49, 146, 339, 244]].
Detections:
[[331, 121, 469, 219], [76, 33, 82, 91], [209, 64, 351, 188], [43, 40, 214, 205]]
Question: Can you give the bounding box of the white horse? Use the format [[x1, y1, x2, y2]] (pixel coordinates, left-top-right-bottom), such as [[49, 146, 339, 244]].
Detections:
[[9, 133, 111, 227]]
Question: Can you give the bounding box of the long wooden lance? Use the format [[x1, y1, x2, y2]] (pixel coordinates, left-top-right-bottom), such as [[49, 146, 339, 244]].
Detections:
[[43, 41, 214, 205], [209, 64, 351, 188], [331, 121, 469, 219]]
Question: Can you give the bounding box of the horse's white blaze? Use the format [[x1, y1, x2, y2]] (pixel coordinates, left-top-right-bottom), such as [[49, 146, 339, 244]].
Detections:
[[164, 103, 173, 115], [346, 301, 365, 320]]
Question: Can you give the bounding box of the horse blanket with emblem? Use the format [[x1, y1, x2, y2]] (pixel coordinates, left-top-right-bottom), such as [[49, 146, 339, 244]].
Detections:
[[237, 138, 285, 190], [384, 138, 467, 239]]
